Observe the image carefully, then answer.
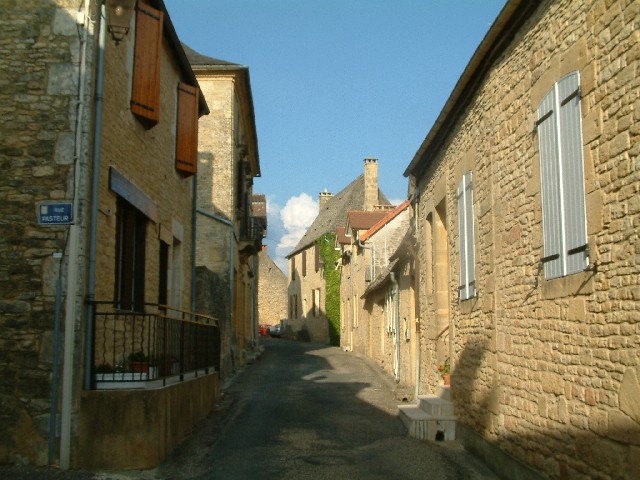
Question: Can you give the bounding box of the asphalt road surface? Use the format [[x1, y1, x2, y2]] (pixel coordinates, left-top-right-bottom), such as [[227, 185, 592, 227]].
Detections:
[[1, 338, 499, 480]]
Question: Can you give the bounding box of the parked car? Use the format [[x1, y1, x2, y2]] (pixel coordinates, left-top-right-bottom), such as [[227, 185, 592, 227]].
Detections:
[[267, 323, 281, 337]]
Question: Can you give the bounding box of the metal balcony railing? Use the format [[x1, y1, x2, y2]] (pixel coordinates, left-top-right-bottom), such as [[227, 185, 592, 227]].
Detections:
[[90, 302, 220, 389]]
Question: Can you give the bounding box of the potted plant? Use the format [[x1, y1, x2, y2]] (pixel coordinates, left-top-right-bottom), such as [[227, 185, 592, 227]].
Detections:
[[128, 351, 149, 374], [438, 357, 451, 385]]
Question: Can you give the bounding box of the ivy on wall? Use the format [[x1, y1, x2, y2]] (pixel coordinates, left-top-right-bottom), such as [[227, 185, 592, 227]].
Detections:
[[318, 233, 341, 346]]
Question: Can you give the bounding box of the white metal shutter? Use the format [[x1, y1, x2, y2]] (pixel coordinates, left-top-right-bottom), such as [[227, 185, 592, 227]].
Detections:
[[465, 172, 476, 297], [457, 171, 476, 300], [558, 72, 589, 275], [538, 85, 564, 279], [537, 71, 588, 279]]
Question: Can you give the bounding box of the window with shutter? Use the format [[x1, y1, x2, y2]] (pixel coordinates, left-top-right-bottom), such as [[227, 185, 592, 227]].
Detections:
[[315, 244, 320, 272], [175, 82, 199, 176], [537, 71, 588, 279], [131, 3, 163, 127], [302, 250, 307, 277], [457, 170, 476, 301]]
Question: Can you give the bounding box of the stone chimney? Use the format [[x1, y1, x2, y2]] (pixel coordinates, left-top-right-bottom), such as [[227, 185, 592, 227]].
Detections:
[[363, 157, 378, 211], [319, 189, 333, 210]]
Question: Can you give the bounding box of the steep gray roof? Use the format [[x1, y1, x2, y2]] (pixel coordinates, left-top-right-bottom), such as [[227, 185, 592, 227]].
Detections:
[[287, 175, 390, 258], [181, 43, 237, 67]]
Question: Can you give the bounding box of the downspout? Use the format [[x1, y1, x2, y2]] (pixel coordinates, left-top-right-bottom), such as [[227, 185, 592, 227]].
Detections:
[[390, 272, 400, 383], [191, 175, 197, 311], [196, 209, 234, 326], [84, 2, 106, 392], [60, 0, 93, 470]]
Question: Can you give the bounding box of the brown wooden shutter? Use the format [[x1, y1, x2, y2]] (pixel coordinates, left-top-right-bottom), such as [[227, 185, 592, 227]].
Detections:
[[175, 82, 199, 175], [131, 3, 163, 127]]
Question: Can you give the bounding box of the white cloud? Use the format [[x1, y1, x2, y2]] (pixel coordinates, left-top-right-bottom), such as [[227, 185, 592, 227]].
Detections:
[[264, 193, 318, 275]]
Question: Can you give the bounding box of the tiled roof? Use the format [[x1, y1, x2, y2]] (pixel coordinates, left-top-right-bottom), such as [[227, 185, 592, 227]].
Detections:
[[359, 200, 410, 242], [287, 174, 390, 258], [336, 226, 350, 245], [346, 210, 389, 231], [181, 43, 237, 66]]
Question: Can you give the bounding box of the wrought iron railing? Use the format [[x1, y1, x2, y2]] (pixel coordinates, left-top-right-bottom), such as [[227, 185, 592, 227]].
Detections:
[[90, 302, 220, 389]]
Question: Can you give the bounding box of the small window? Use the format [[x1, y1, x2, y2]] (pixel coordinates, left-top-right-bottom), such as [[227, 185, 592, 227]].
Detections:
[[537, 71, 588, 279], [115, 198, 147, 311], [457, 170, 476, 300], [302, 250, 307, 277], [130, 3, 163, 127], [175, 82, 199, 176]]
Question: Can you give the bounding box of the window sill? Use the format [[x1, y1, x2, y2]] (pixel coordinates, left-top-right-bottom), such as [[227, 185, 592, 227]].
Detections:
[[541, 270, 595, 299]]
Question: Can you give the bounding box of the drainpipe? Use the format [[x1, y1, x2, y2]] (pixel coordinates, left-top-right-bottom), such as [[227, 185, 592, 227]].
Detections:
[[84, 2, 106, 392], [195, 209, 234, 326], [390, 272, 400, 383], [59, 1, 94, 470], [191, 175, 197, 311]]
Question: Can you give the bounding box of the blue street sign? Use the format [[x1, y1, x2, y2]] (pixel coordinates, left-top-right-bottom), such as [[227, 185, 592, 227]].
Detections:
[[38, 202, 73, 225]]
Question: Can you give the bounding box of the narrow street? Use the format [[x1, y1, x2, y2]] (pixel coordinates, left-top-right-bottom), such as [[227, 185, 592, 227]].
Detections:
[[3, 338, 498, 480]]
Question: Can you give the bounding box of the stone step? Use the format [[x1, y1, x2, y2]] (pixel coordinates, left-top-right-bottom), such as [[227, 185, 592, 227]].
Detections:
[[437, 385, 451, 400], [398, 405, 456, 441], [417, 395, 455, 417]]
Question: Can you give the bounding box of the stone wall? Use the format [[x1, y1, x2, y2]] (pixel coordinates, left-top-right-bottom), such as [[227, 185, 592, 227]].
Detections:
[[287, 245, 329, 343], [0, 1, 91, 465], [257, 250, 287, 326], [412, 0, 639, 478]]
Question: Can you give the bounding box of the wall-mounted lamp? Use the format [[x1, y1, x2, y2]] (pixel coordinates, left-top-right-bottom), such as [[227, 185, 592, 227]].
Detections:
[[105, 0, 136, 45]]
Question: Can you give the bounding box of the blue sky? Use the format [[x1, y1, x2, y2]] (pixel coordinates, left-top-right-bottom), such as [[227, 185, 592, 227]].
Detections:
[[164, 0, 506, 273]]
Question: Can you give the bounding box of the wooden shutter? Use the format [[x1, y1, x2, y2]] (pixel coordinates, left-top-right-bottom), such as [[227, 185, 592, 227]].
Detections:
[[175, 82, 199, 175], [558, 72, 588, 275], [537, 71, 587, 279], [457, 171, 476, 300], [131, 3, 163, 126]]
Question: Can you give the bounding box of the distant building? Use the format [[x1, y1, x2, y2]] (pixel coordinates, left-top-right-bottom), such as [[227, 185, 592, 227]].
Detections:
[[184, 45, 265, 377], [286, 159, 392, 344], [257, 248, 288, 328]]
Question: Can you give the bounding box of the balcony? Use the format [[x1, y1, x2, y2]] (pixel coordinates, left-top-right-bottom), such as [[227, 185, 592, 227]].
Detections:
[[90, 302, 220, 389], [238, 216, 266, 255]]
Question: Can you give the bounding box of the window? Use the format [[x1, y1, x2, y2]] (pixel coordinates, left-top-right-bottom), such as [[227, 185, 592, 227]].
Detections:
[[314, 243, 320, 272], [301, 250, 307, 277], [131, 2, 163, 127], [457, 171, 476, 300], [158, 240, 169, 305], [115, 198, 147, 311], [537, 71, 588, 279], [175, 82, 199, 176], [291, 256, 296, 281], [312, 288, 320, 316]]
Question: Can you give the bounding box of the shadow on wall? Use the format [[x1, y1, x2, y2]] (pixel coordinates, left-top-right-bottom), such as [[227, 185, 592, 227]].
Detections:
[[453, 336, 639, 479]]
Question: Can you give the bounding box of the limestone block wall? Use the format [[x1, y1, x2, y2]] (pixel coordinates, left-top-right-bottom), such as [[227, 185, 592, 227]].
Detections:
[[257, 250, 287, 326], [413, 0, 639, 477], [94, 23, 195, 309], [0, 1, 93, 465], [195, 75, 235, 272], [287, 246, 329, 343]]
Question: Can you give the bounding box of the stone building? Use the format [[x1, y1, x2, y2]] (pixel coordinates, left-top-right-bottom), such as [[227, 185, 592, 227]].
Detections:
[[339, 201, 417, 390], [286, 159, 391, 344], [184, 45, 264, 378], [402, 0, 639, 478], [0, 0, 221, 469], [257, 248, 288, 328]]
